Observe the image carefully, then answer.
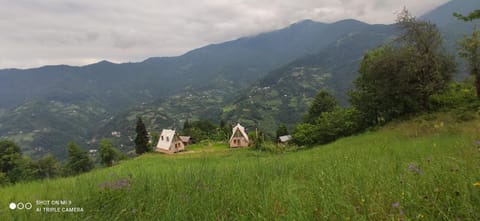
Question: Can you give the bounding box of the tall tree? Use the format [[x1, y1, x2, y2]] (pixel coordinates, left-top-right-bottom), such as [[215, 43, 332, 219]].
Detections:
[[150, 130, 160, 149], [276, 124, 289, 139], [98, 139, 117, 167], [183, 119, 191, 130], [458, 27, 480, 97], [305, 90, 338, 123], [135, 117, 149, 154], [455, 8, 480, 98], [396, 9, 456, 108], [64, 142, 94, 176], [350, 9, 455, 124], [35, 154, 60, 179]]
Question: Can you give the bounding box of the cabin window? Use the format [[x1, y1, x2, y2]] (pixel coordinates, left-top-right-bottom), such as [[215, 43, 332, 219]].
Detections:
[[167, 137, 169, 142], [161, 136, 164, 141]]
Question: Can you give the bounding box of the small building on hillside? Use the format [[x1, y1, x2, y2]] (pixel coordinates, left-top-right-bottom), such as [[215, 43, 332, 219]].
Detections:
[[278, 135, 292, 144], [155, 129, 185, 154], [229, 123, 249, 148], [179, 136, 194, 146]]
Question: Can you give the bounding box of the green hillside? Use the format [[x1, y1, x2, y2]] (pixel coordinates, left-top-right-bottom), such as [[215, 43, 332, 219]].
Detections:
[[2, 0, 480, 160], [1, 112, 479, 220], [223, 23, 395, 135]]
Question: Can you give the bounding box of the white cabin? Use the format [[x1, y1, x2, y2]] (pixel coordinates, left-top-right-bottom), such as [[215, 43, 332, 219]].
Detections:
[[155, 129, 185, 154]]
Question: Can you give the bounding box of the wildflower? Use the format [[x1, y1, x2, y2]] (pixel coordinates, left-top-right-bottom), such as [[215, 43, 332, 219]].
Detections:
[[98, 175, 131, 190], [473, 182, 480, 187], [475, 140, 480, 145], [408, 163, 422, 175], [392, 202, 400, 208], [417, 214, 424, 219]]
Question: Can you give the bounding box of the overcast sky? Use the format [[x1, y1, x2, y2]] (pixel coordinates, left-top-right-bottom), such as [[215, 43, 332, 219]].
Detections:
[[0, 0, 449, 69]]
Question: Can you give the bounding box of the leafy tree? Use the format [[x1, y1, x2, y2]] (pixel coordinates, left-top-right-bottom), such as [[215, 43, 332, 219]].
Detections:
[[219, 120, 226, 129], [458, 27, 480, 97], [293, 108, 361, 146], [182, 120, 220, 141], [305, 90, 338, 123], [313, 108, 361, 144], [218, 120, 230, 140], [150, 130, 160, 148], [276, 124, 289, 139], [183, 119, 191, 130], [9, 157, 38, 182], [292, 123, 318, 146], [396, 9, 456, 108], [350, 9, 455, 124], [0, 140, 22, 182], [35, 154, 60, 179], [0, 172, 9, 186], [134, 117, 150, 155], [250, 130, 265, 150], [454, 10, 480, 21], [64, 142, 94, 176], [98, 139, 117, 167]]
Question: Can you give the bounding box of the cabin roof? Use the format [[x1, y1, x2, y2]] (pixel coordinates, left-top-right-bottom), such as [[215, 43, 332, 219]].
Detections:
[[229, 123, 249, 142], [179, 136, 191, 143], [156, 129, 176, 150], [278, 135, 292, 143]]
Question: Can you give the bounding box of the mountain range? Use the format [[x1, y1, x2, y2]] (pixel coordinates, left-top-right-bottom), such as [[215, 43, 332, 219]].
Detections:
[[0, 0, 478, 159]]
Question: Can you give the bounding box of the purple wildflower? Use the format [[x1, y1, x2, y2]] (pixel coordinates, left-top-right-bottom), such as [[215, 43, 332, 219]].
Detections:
[[408, 163, 415, 171], [98, 175, 131, 191], [408, 163, 422, 175], [475, 140, 480, 145], [392, 202, 400, 208]]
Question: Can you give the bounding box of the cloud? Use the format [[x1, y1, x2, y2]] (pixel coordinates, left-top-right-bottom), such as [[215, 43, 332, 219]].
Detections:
[[0, 0, 449, 69]]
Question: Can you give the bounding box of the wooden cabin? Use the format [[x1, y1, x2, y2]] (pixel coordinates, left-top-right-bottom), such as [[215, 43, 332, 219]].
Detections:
[[229, 123, 249, 148], [278, 135, 292, 144], [155, 129, 185, 154], [179, 136, 193, 146]]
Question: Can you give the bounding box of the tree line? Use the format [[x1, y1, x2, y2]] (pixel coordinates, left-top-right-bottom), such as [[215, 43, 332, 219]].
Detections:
[[0, 138, 126, 186], [291, 9, 480, 146]]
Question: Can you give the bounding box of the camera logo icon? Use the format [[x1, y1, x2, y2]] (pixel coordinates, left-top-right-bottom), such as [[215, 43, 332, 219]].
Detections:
[[9, 202, 32, 210]]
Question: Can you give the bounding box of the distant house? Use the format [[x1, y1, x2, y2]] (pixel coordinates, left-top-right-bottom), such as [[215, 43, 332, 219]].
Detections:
[[278, 135, 292, 144], [229, 123, 249, 148], [179, 136, 193, 146], [88, 149, 98, 158], [155, 129, 185, 154]]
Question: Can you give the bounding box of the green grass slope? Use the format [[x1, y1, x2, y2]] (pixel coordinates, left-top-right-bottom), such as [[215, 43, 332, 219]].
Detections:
[[1, 113, 479, 220]]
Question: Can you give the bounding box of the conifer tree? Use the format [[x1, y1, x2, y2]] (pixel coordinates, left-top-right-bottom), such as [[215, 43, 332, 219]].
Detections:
[[135, 117, 149, 154]]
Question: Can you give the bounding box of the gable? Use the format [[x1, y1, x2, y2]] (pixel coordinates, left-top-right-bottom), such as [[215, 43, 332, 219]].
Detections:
[[229, 124, 249, 143], [156, 129, 176, 150]]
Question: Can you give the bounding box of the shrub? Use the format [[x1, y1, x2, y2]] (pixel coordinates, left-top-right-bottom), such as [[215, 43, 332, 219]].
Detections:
[[293, 108, 362, 146], [429, 82, 479, 111]]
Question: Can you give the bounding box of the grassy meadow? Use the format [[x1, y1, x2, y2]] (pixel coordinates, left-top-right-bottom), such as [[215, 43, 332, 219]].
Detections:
[[1, 113, 479, 220]]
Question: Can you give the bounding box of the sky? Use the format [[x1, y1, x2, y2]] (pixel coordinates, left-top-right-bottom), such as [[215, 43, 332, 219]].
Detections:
[[0, 0, 449, 69]]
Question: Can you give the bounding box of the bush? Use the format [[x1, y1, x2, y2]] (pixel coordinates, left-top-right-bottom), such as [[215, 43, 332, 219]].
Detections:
[[292, 123, 318, 146], [293, 108, 363, 146], [0, 172, 10, 186], [429, 82, 479, 111]]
